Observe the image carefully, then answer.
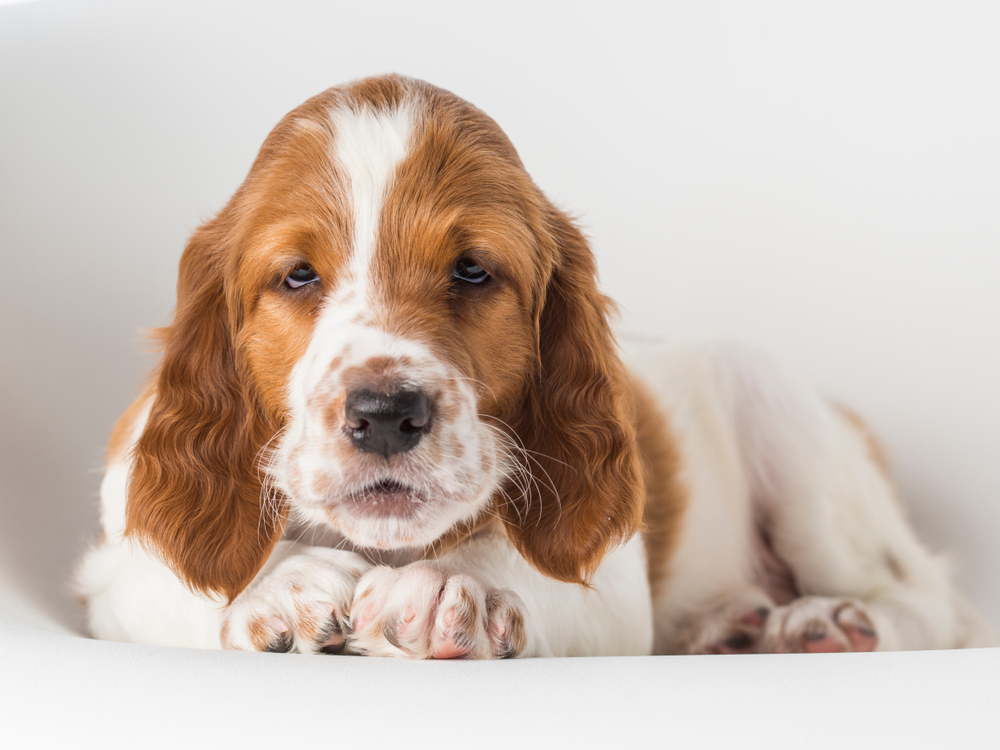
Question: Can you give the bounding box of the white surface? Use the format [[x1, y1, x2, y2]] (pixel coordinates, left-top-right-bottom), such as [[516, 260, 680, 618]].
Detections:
[[1, 0, 998, 746], [3, 615, 999, 749]]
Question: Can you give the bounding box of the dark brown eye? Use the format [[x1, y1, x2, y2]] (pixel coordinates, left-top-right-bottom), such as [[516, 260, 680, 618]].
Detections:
[[285, 264, 319, 289], [452, 257, 490, 284]]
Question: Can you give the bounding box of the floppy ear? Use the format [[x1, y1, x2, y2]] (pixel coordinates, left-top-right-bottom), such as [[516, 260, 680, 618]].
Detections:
[[500, 206, 645, 585], [124, 223, 285, 602]]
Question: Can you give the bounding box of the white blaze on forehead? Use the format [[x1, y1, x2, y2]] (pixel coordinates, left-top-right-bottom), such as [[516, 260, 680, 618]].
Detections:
[[285, 99, 421, 417], [328, 101, 415, 286]]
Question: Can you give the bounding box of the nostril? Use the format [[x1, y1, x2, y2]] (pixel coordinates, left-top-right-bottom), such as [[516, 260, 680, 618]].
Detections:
[[401, 393, 431, 433], [344, 402, 369, 431], [346, 414, 370, 431], [399, 417, 424, 434]]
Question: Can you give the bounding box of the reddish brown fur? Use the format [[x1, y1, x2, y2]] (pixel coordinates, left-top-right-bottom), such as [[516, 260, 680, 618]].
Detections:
[[246, 616, 273, 651], [497, 206, 647, 585], [123, 74, 672, 603], [124, 214, 288, 601], [294, 600, 323, 642], [834, 402, 892, 478], [106, 386, 156, 464], [421, 517, 502, 562], [630, 377, 687, 598]]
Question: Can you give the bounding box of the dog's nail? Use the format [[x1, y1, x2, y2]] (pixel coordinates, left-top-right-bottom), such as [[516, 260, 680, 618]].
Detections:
[[265, 631, 293, 653], [724, 632, 754, 652], [269, 617, 288, 634], [319, 630, 346, 654]]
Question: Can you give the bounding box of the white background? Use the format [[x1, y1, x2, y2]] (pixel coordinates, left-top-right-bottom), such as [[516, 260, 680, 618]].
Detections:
[[1, 0, 998, 746]]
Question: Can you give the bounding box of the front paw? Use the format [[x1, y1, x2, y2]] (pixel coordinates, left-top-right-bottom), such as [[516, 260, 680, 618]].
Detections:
[[349, 565, 527, 659], [222, 547, 371, 654]]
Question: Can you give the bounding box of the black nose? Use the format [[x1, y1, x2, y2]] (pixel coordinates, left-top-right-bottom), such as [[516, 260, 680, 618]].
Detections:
[[344, 389, 432, 459]]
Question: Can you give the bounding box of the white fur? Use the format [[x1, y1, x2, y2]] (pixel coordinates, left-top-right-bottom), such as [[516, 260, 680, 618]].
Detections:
[[329, 100, 414, 287]]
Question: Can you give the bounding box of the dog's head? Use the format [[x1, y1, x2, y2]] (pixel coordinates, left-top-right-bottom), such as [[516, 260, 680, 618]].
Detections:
[[125, 75, 644, 601]]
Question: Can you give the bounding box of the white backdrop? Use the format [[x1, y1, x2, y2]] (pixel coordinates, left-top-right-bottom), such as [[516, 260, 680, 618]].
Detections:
[[1, 0, 998, 745]]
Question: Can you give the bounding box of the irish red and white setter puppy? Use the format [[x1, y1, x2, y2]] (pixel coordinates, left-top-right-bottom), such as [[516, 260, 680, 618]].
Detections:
[[75, 75, 992, 657]]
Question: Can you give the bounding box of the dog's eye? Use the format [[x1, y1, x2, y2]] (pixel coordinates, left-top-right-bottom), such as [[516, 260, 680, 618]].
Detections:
[[452, 258, 490, 284], [285, 264, 319, 289]]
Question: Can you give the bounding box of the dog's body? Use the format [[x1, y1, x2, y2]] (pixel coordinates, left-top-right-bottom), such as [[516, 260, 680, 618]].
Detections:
[[75, 75, 992, 656]]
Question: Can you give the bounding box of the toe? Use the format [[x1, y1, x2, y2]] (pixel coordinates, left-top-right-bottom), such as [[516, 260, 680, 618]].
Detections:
[[834, 603, 878, 652], [486, 590, 527, 658]]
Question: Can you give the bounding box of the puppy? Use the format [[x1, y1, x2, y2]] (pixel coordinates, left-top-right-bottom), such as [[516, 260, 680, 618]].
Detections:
[[75, 74, 993, 656]]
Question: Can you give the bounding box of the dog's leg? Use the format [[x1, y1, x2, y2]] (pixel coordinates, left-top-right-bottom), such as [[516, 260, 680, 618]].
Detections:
[[348, 527, 654, 658], [74, 404, 372, 651], [219, 541, 371, 653], [714, 342, 994, 651], [78, 535, 371, 652]]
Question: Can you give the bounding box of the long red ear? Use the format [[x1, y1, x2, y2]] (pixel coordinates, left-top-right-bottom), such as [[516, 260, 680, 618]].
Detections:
[[500, 206, 645, 585], [124, 223, 284, 602]]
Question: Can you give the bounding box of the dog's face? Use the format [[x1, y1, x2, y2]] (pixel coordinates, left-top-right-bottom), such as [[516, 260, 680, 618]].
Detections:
[[234, 88, 546, 550], [126, 76, 644, 600]]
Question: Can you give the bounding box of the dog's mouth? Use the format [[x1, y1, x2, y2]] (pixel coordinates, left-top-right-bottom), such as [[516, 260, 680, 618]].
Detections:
[[344, 479, 428, 519]]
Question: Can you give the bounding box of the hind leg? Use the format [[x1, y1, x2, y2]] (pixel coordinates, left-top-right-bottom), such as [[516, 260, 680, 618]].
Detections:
[[715, 343, 992, 651], [637, 343, 777, 655], [673, 587, 775, 654]]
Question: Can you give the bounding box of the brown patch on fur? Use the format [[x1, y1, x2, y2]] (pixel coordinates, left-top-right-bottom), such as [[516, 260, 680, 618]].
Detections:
[[495, 205, 646, 585], [322, 391, 348, 435], [294, 600, 322, 642], [502, 607, 527, 658], [342, 75, 409, 112], [884, 550, 908, 583], [456, 584, 479, 615], [247, 616, 273, 651], [834, 402, 892, 478], [486, 591, 527, 658], [339, 355, 414, 395], [629, 377, 687, 598]]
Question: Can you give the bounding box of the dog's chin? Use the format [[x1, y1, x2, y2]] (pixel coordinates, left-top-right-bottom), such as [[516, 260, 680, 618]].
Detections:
[[308, 479, 488, 551], [345, 479, 427, 520]]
